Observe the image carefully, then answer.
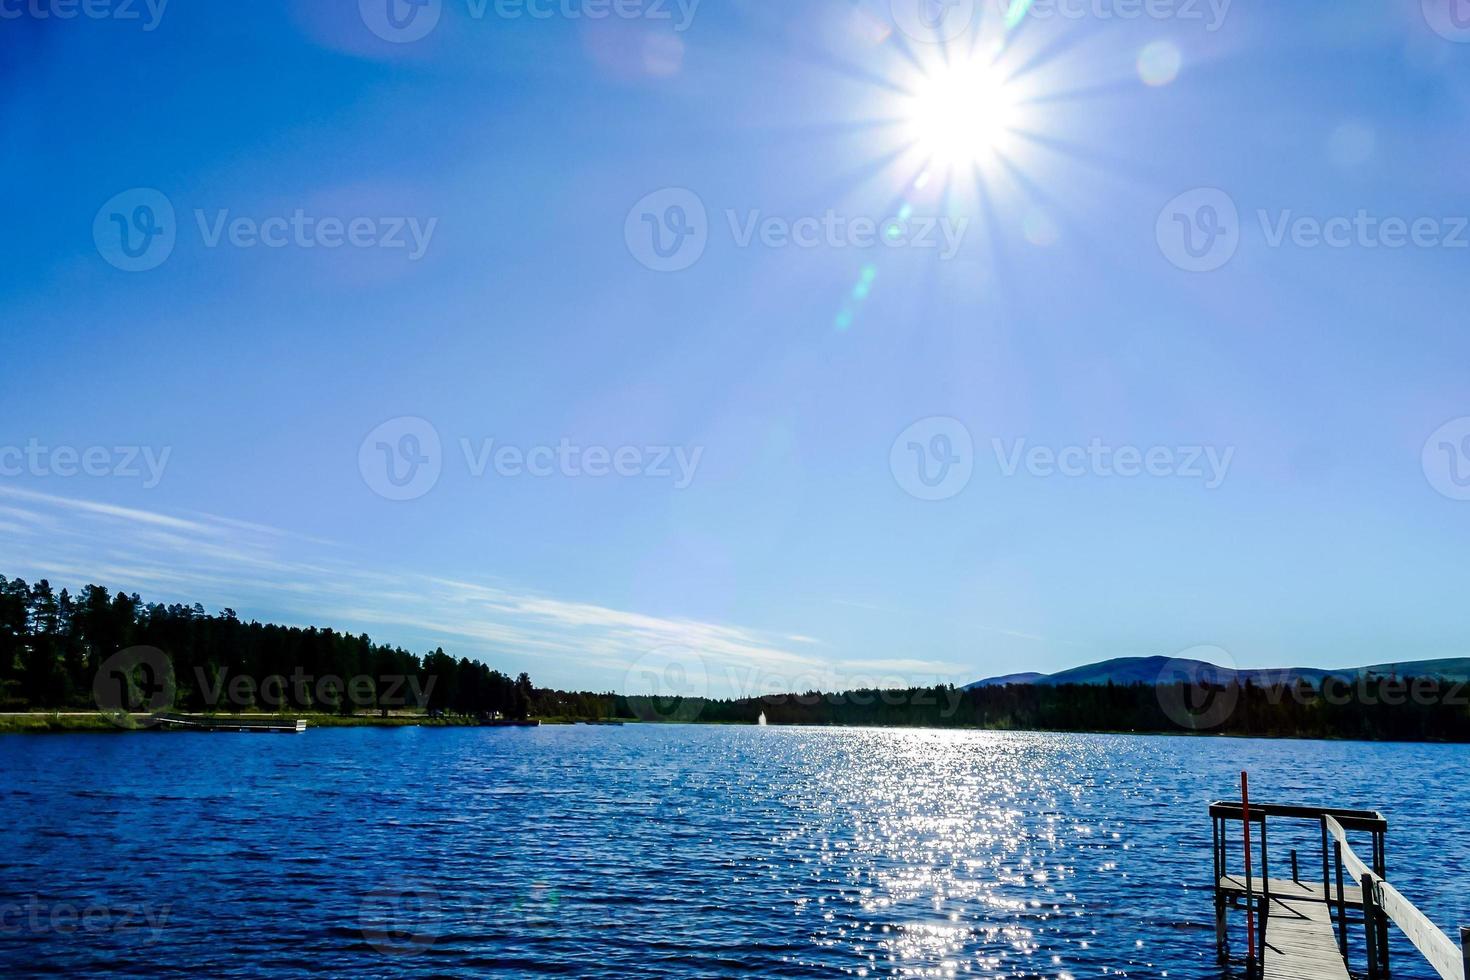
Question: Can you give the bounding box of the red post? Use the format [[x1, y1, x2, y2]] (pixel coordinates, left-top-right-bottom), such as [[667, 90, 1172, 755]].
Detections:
[[1242, 771, 1255, 964]]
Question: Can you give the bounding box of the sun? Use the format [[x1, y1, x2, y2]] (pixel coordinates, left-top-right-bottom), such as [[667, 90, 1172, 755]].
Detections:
[[906, 60, 1019, 170]]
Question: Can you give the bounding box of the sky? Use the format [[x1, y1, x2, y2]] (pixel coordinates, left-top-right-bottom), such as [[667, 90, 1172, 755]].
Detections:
[[2, 0, 1469, 697]]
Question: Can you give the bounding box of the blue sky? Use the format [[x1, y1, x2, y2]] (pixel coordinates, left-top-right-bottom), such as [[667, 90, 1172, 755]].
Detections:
[[2, 0, 1469, 695]]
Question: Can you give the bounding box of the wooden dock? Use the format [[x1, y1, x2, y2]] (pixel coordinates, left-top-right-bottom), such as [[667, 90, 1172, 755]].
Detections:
[[1210, 800, 1470, 980], [157, 715, 307, 733], [1259, 893, 1350, 980]]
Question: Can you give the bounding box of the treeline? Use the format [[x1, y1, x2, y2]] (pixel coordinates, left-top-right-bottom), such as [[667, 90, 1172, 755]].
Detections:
[[6, 574, 1468, 740], [0, 576, 533, 718], [547, 677, 1470, 741]]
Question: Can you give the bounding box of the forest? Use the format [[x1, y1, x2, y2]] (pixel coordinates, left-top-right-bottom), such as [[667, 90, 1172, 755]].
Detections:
[[0, 575, 532, 719], [4, 574, 1468, 740]]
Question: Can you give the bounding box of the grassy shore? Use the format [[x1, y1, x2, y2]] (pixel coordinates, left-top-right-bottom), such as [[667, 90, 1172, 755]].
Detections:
[[0, 712, 555, 734]]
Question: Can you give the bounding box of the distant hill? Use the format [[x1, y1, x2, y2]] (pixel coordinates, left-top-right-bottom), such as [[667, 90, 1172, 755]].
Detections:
[[968, 655, 1470, 688], [972, 671, 1047, 687]]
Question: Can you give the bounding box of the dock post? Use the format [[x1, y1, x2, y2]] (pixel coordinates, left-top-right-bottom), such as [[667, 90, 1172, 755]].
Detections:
[[1215, 892, 1227, 963], [1241, 773, 1256, 971], [1320, 817, 1330, 902], [1361, 874, 1379, 980], [1334, 841, 1347, 958], [1290, 848, 1299, 883]]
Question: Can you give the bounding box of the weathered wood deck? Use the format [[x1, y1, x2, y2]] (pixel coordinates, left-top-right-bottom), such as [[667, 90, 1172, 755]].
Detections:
[[1219, 875, 1365, 908], [1260, 894, 1350, 980], [1211, 799, 1470, 980]]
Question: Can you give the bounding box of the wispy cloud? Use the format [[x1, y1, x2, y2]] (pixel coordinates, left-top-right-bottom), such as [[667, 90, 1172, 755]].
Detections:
[[0, 488, 969, 694]]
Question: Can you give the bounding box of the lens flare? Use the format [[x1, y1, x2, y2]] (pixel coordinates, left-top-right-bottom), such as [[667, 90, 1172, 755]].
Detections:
[[1137, 41, 1182, 87]]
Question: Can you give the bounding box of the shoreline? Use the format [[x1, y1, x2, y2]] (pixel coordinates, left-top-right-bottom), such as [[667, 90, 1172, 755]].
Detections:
[[2, 712, 1466, 744]]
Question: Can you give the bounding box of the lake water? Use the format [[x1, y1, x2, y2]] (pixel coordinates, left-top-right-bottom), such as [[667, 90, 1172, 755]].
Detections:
[[1, 726, 1465, 978]]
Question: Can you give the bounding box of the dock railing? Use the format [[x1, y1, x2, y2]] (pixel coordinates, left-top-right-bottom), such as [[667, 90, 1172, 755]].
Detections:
[[1210, 800, 1468, 980], [1324, 814, 1467, 980]]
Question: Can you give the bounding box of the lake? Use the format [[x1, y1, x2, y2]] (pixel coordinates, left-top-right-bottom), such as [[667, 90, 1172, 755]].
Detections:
[[1, 726, 1465, 978]]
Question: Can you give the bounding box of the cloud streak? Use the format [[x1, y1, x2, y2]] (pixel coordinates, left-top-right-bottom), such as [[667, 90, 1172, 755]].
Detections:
[[0, 488, 967, 694]]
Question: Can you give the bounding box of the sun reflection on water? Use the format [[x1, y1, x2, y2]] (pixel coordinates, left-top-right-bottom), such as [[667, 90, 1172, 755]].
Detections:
[[758, 729, 1175, 977]]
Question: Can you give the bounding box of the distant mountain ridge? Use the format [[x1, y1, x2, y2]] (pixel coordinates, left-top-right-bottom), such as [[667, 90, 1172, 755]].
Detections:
[[968, 655, 1470, 688]]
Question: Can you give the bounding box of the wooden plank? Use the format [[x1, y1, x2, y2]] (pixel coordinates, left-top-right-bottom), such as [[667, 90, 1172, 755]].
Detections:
[[1220, 875, 1364, 907], [1261, 896, 1351, 980], [1211, 801, 1388, 832]]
